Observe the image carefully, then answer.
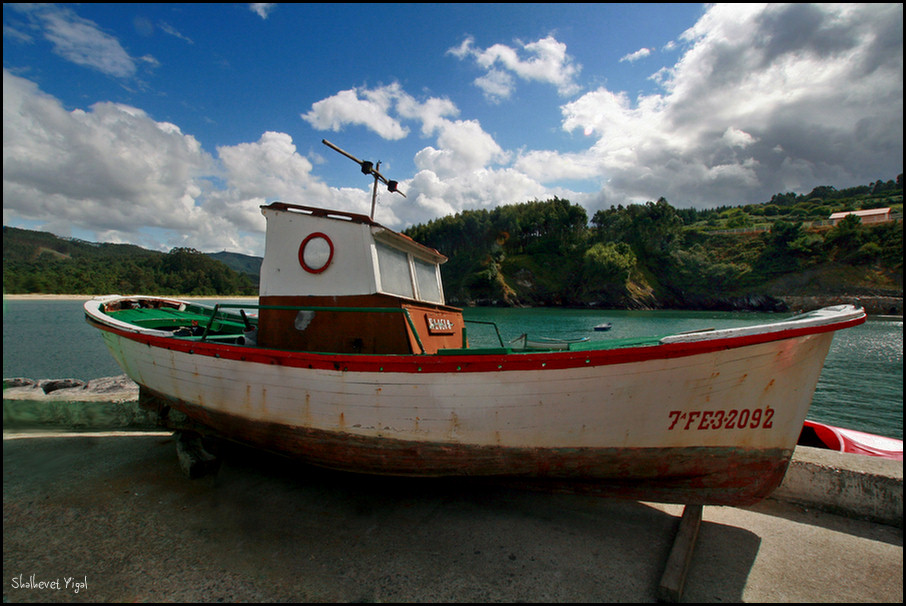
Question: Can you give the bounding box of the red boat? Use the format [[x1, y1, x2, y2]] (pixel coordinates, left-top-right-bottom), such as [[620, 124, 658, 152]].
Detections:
[[799, 420, 903, 460]]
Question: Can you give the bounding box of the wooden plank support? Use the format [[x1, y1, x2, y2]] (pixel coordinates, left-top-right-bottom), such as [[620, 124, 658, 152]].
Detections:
[[175, 431, 221, 479], [657, 504, 703, 602]]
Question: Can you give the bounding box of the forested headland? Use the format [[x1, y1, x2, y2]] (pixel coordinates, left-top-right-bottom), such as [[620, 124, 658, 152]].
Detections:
[[3, 175, 902, 313], [404, 176, 902, 312]]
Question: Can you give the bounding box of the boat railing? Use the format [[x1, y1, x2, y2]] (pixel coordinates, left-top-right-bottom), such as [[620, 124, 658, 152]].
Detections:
[[463, 319, 505, 348]]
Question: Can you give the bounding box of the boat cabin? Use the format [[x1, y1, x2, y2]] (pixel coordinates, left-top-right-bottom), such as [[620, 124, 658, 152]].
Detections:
[[256, 202, 466, 354]]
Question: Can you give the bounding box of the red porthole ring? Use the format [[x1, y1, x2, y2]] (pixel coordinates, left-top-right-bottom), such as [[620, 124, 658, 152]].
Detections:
[[298, 232, 334, 274]]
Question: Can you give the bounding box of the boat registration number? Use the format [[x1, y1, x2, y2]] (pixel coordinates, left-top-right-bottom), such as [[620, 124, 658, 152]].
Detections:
[[668, 407, 775, 431]]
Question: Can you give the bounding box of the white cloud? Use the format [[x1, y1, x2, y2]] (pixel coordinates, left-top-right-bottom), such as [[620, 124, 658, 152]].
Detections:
[[545, 3, 903, 210], [448, 35, 582, 101], [249, 4, 276, 19], [3, 70, 218, 247], [407, 167, 548, 226], [159, 22, 194, 44], [473, 69, 515, 103], [218, 132, 315, 196], [2, 68, 532, 254], [9, 4, 144, 78], [3, 22, 34, 44], [722, 127, 757, 149], [2, 70, 324, 255], [301, 85, 410, 140], [301, 83, 508, 177], [620, 47, 653, 63], [301, 82, 528, 226], [414, 119, 508, 177], [298, 82, 542, 227], [514, 149, 601, 182], [395, 95, 460, 135]]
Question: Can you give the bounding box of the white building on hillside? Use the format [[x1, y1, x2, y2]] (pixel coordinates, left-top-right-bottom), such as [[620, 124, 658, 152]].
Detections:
[[828, 208, 892, 225]]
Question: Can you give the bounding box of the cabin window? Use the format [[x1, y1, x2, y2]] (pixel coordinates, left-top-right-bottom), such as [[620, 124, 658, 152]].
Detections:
[[413, 257, 442, 303], [375, 242, 415, 299]]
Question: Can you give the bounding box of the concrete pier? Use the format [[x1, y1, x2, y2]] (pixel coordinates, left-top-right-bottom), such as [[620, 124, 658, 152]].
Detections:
[[3, 376, 903, 602]]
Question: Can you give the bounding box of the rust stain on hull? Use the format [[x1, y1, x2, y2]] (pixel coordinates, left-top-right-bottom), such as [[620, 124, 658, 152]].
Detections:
[[141, 386, 792, 506]]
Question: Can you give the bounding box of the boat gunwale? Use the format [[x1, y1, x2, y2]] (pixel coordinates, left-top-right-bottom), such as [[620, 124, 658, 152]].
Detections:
[[84, 297, 866, 374]]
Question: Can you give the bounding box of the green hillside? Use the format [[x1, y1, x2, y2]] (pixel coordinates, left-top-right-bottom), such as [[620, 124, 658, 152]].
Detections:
[[2, 227, 256, 296]]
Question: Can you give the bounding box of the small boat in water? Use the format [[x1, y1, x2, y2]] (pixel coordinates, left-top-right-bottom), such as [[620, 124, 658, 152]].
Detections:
[[594, 322, 612, 332], [799, 420, 903, 460], [83, 141, 867, 506]]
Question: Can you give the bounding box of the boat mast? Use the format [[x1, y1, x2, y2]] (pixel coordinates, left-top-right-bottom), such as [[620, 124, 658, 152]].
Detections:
[[321, 139, 406, 219]]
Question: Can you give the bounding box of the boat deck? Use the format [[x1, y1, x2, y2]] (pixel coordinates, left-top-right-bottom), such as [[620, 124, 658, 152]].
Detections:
[[108, 307, 221, 329], [104, 302, 251, 336], [104, 303, 664, 353]]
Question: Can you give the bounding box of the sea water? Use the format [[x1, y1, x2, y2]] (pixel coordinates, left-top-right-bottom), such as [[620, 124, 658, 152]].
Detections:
[[3, 298, 902, 440]]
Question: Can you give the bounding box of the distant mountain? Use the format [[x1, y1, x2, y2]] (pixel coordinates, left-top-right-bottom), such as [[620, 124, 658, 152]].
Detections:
[[2, 226, 258, 296], [207, 251, 262, 285]]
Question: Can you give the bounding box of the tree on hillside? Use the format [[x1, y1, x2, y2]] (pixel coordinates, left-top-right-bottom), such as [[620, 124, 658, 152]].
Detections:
[[756, 220, 823, 274], [490, 197, 587, 255], [824, 214, 865, 262], [581, 242, 636, 294], [593, 198, 683, 263]]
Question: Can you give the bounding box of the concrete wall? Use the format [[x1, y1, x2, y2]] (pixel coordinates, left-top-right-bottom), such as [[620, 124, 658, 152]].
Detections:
[[774, 446, 903, 527]]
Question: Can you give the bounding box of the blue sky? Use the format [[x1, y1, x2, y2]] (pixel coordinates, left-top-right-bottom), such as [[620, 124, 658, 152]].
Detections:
[[3, 3, 902, 257]]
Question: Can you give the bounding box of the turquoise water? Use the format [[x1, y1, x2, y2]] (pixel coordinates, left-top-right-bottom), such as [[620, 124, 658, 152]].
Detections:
[[3, 298, 902, 440]]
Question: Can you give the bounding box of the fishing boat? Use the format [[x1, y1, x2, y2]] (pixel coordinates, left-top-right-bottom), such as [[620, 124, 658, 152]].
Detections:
[[594, 322, 613, 332], [83, 141, 867, 506]]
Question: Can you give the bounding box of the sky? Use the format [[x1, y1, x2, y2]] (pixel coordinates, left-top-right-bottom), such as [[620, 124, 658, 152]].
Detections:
[[3, 3, 903, 257]]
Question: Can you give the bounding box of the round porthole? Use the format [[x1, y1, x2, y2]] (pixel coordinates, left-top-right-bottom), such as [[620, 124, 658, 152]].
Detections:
[[298, 232, 334, 274]]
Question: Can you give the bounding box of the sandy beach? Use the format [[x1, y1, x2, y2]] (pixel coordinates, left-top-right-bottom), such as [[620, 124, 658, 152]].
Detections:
[[4, 294, 95, 301], [3, 294, 256, 301]]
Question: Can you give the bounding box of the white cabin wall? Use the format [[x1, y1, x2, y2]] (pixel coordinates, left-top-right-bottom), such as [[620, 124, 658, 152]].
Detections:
[[259, 207, 378, 297]]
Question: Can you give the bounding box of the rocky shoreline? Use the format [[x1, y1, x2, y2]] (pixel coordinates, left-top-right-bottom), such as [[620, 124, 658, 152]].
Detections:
[[778, 295, 902, 316], [2, 375, 149, 431]]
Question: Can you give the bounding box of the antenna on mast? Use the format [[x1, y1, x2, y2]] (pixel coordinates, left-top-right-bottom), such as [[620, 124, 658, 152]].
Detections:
[[321, 139, 406, 219]]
